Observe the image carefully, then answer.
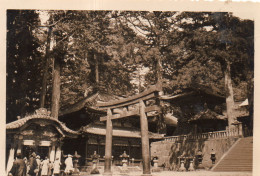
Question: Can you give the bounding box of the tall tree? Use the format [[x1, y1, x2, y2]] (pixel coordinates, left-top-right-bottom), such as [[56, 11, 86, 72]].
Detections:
[[6, 10, 42, 122], [44, 10, 136, 115], [170, 12, 254, 128]]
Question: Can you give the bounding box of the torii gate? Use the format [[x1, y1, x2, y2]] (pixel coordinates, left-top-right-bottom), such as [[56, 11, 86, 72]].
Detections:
[[96, 84, 162, 175]]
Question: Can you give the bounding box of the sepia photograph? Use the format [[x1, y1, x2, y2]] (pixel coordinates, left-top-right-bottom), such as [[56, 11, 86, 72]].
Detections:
[[4, 6, 256, 176]]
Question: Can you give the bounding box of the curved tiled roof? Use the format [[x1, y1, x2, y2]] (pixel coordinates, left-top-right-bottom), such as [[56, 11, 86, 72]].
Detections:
[[188, 109, 226, 122], [59, 92, 122, 116], [6, 112, 79, 136]]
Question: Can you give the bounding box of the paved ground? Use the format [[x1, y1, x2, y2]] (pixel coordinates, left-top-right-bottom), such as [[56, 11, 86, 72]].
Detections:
[[78, 170, 252, 176]]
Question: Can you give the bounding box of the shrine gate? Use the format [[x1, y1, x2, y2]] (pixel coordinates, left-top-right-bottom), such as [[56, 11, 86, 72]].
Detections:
[[96, 84, 162, 175]]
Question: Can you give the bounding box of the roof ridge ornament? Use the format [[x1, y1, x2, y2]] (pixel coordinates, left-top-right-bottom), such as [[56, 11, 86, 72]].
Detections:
[[35, 108, 51, 116]]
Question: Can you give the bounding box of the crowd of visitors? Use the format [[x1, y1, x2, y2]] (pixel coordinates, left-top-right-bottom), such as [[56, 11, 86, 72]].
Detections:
[[8, 152, 74, 176]]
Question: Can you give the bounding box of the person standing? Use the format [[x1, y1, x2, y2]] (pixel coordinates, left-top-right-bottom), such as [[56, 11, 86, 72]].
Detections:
[[64, 154, 73, 175], [28, 152, 37, 176], [40, 157, 49, 176], [9, 153, 27, 176], [53, 158, 61, 176], [48, 161, 53, 176], [35, 156, 41, 176]]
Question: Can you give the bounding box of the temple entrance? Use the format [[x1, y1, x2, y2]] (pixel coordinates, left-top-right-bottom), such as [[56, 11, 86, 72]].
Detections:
[[22, 146, 35, 159], [22, 145, 50, 159], [37, 146, 49, 159], [6, 108, 79, 173]]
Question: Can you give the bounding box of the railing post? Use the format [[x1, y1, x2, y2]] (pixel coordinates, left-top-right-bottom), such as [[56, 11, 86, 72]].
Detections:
[[238, 122, 243, 137]]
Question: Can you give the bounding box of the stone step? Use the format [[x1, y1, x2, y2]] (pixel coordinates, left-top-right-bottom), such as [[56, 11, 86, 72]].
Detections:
[[215, 164, 252, 167], [212, 137, 253, 172]]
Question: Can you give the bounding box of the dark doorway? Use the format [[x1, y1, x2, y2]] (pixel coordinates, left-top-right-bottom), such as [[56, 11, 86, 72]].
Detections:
[[36, 146, 49, 159]]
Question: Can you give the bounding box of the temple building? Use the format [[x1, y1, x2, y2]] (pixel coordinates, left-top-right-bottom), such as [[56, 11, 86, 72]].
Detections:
[[6, 108, 79, 172], [58, 90, 165, 167], [81, 121, 163, 166], [6, 87, 250, 171], [160, 88, 227, 135]]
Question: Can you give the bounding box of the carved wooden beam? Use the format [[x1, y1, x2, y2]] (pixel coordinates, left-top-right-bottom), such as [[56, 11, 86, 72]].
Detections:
[[100, 105, 160, 121], [97, 84, 161, 109]]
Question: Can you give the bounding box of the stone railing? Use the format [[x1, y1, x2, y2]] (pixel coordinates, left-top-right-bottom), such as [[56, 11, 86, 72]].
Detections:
[[163, 129, 240, 142]]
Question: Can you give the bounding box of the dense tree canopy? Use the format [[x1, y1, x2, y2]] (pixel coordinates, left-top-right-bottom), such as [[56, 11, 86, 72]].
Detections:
[[6, 10, 42, 122], [6, 10, 254, 126]]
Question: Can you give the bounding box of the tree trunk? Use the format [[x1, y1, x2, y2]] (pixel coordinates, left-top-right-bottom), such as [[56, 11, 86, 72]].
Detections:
[[156, 57, 163, 87], [155, 57, 166, 133], [223, 61, 236, 127], [94, 53, 99, 84], [51, 57, 61, 119], [40, 27, 52, 108]]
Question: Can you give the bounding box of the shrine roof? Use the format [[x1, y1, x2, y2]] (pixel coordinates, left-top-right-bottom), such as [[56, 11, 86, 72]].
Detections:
[[59, 92, 122, 116], [6, 108, 80, 135], [188, 109, 226, 122], [96, 84, 161, 109], [160, 87, 225, 102], [81, 123, 164, 139]]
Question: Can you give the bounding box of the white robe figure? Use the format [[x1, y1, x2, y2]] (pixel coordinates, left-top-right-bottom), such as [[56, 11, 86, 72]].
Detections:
[[53, 159, 61, 174], [41, 159, 49, 176], [64, 155, 74, 174]]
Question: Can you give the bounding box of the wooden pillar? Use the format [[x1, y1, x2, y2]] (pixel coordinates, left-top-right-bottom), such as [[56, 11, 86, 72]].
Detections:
[[238, 122, 243, 137], [6, 145, 15, 173], [97, 136, 100, 154], [139, 100, 151, 175], [85, 138, 89, 166], [55, 146, 61, 162], [128, 140, 131, 159], [16, 140, 22, 154], [50, 145, 56, 162], [48, 146, 51, 158], [104, 109, 113, 175]]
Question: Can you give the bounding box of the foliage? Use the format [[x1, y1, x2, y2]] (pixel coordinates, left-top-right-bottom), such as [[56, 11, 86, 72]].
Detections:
[[6, 10, 254, 123], [6, 10, 42, 122]]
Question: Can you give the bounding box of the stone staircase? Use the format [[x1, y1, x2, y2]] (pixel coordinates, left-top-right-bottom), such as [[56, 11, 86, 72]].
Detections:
[[212, 137, 253, 172]]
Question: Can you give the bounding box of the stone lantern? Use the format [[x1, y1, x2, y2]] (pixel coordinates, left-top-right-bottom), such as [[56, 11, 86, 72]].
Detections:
[[196, 150, 203, 164], [90, 151, 100, 174], [152, 156, 161, 172], [187, 157, 195, 171], [153, 156, 159, 168], [120, 151, 129, 168], [210, 149, 216, 164], [73, 151, 81, 174], [178, 154, 186, 172], [196, 150, 203, 170]]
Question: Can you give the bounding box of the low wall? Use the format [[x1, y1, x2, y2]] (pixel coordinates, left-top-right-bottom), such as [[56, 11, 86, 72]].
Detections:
[[150, 137, 239, 170]]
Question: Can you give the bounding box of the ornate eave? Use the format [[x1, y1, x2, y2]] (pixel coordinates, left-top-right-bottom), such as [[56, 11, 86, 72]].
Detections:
[[59, 92, 123, 116], [6, 108, 80, 138]]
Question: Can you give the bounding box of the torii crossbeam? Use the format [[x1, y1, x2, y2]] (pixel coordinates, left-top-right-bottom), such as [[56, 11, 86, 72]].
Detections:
[[96, 84, 162, 176]]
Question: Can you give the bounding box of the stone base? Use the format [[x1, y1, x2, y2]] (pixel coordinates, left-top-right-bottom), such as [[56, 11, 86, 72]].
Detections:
[[141, 174, 152, 176], [152, 167, 161, 172], [90, 167, 100, 174], [103, 171, 113, 176]]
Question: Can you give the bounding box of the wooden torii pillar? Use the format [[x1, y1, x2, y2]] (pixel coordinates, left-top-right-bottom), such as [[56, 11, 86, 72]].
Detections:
[[97, 84, 161, 176]]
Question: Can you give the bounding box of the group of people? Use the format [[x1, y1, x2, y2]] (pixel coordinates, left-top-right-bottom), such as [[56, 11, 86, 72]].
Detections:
[[9, 152, 74, 176]]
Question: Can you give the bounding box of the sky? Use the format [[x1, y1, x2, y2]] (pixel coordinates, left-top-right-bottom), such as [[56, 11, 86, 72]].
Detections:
[[233, 12, 254, 20]]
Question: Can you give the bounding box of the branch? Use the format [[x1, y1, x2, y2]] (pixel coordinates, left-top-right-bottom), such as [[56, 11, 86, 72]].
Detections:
[[38, 15, 65, 28], [122, 15, 148, 36], [55, 29, 77, 46]]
